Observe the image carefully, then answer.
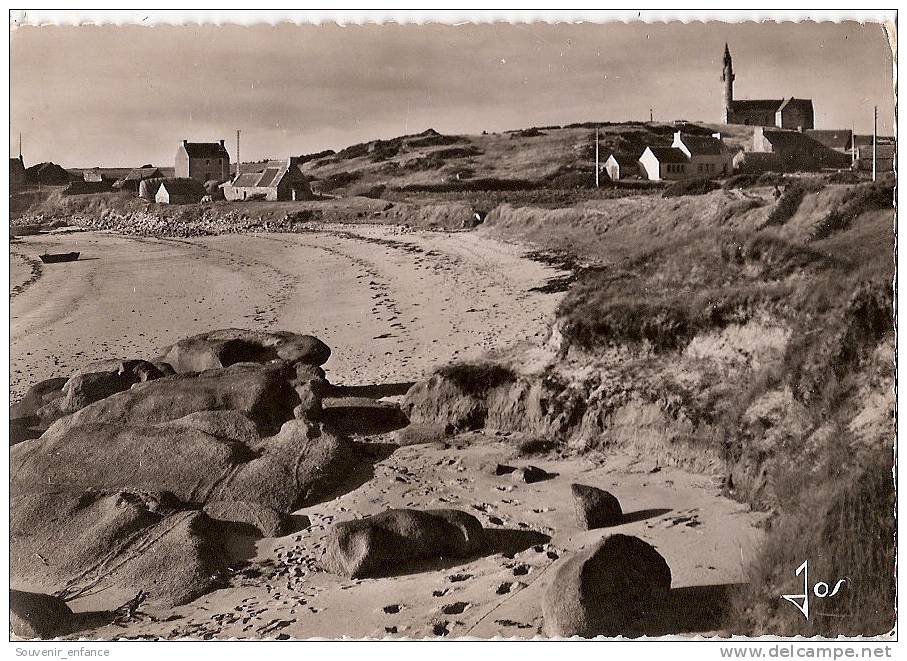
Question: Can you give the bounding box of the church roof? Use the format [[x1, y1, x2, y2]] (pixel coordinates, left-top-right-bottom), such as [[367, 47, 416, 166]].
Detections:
[[730, 99, 785, 113]]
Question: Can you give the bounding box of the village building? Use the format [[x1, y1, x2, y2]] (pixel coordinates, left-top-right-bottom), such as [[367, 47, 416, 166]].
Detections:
[[804, 129, 855, 154], [604, 152, 640, 181], [223, 157, 313, 201], [155, 178, 206, 205], [10, 155, 26, 188], [115, 166, 163, 192], [671, 131, 734, 177], [747, 126, 850, 171], [721, 44, 814, 130], [138, 177, 166, 201], [638, 146, 689, 181], [855, 144, 896, 173], [175, 140, 231, 183]]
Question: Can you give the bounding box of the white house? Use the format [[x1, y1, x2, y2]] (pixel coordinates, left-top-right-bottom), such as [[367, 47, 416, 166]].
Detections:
[[672, 131, 734, 177], [638, 146, 689, 181], [604, 152, 640, 181]]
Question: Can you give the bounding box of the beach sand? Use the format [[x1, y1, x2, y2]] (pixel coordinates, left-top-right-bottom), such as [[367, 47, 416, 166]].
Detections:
[[10, 225, 764, 638]]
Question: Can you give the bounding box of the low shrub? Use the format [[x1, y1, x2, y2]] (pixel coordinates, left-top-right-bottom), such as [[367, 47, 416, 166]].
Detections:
[[762, 179, 825, 228], [662, 178, 717, 198], [436, 362, 518, 397], [810, 182, 894, 241]]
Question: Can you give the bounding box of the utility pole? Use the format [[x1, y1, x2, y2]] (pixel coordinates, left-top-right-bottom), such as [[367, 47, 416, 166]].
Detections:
[[236, 129, 241, 179], [595, 128, 600, 188], [851, 125, 856, 169], [649, 108, 653, 123], [872, 106, 878, 182]]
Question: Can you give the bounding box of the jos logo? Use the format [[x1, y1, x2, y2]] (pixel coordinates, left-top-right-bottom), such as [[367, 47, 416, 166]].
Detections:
[[781, 560, 847, 619]]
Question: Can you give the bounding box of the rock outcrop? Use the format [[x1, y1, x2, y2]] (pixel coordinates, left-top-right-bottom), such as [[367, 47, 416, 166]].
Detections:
[[10, 590, 75, 639], [158, 328, 330, 373], [11, 489, 227, 609], [542, 534, 672, 637], [322, 509, 486, 578]]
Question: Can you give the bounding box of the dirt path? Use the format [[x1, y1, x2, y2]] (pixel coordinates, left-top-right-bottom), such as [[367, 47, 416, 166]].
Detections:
[[10, 226, 564, 400]]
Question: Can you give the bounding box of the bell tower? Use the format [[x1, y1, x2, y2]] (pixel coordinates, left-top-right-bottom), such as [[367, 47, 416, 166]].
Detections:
[[721, 43, 735, 121]]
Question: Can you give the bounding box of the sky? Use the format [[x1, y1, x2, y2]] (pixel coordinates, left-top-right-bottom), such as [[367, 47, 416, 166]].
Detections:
[[10, 20, 896, 168]]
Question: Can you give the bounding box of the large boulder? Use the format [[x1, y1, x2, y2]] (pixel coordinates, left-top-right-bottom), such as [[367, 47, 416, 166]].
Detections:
[[542, 534, 672, 638], [12, 413, 351, 516], [571, 484, 623, 529], [217, 419, 354, 513], [12, 412, 255, 503], [45, 363, 299, 435], [322, 508, 486, 578], [11, 489, 226, 609], [158, 329, 331, 373], [10, 590, 75, 639], [10, 376, 68, 421]]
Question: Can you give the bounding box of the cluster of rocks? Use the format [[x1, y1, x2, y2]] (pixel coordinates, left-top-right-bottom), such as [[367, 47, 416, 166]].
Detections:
[[19, 208, 314, 239], [10, 329, 398, 620], [12, 328, 674, 639]]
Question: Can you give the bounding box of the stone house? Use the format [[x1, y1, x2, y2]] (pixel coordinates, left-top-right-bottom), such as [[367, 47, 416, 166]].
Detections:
[[155, 178, 207, 204], [115, 166, 163, 192], [671, 131, 734, 177], [638, 146, 689, 181], [223, 158, 313, 201], [855, 144, 896, 173], [175, 140, 231, 183], [751, 126, 850, 171], [604, 152, 640, 181]]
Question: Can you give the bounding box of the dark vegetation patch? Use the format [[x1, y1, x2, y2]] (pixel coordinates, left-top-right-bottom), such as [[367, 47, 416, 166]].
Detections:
[[557, 231, 831, 352], [761, 178, 826, 228], [722, 172, 786, 190], [731, 447, 895, 636], [312, 171, 362, 193], [295, 149, 336, 164], [436, 362, 518, 397], [662, 178, 718, 198], [810, 182, 894, 241]]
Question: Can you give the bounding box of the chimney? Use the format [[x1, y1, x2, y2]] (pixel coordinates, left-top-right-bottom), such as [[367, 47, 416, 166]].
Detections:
[[182, 139, 188, 147], [219, 139, 225, 146]]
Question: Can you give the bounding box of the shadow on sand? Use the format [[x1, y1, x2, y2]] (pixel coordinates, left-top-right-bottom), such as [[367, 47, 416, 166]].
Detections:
[[623, 582, 746, 636], [620, 508, 672, 524], [365, 527, 553, 579]]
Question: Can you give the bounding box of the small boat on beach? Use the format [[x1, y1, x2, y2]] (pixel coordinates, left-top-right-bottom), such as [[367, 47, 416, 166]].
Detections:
[[39, 252, 80, 264]]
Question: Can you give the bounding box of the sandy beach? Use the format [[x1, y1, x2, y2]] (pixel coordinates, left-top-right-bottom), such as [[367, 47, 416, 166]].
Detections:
[[11, 226, 561, 400], [10, 225, 764, 638]]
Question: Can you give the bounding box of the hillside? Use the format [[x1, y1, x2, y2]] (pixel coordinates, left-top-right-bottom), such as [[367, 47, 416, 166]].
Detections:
[[298, 122, 753, 197]]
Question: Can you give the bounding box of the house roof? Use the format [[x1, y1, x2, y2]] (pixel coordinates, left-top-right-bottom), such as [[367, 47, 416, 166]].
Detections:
[[805, 130, 853, 150], [182, 142, 230, 159], [232, 172, 262, 187], [229, 160, 308, 189], [159, 178, 206, 197], [761, 130, 814, 148], [645, 146, 689, 164], [677, 134, 724, 156], [607, 152, 639, 167], [124, 166, 162, 181]]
